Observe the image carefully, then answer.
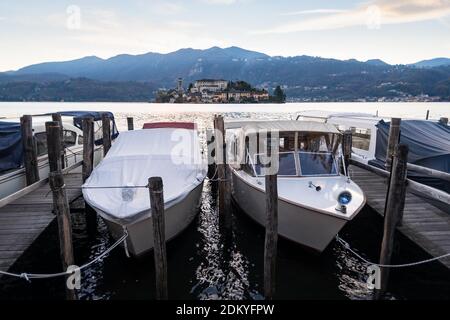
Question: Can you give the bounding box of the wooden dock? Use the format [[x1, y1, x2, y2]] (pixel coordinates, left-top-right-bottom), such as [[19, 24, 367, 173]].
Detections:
[[0, 169, 82, 274], [349, 164, 450, 269]]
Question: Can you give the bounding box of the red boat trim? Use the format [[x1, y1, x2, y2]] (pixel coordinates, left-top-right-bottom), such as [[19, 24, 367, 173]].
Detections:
[[142, 122, 196, 130]]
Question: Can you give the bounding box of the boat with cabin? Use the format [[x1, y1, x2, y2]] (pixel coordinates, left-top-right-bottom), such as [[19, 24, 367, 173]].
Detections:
[[225, 120, 366, 252]]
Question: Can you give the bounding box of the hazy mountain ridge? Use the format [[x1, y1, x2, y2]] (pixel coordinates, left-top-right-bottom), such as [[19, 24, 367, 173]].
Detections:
[[1, 46, 450, 101]]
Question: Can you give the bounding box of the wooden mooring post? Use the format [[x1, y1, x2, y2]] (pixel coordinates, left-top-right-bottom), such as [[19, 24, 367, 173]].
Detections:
[[206, 128, 217, 180], [46, 121, 77, 300], [342, 130, 352, 175], [439, 117, 448, 126], [82, 117, 94, 182], [214, 115, 231, 230], [20, 115, 39, 185], [264, 134, 278, 300], [52, 113, 65, 169], [127, 117, 134, 131], [376, 144, 409, 299], [82, 117, 97, 233], [102, 113, 112, 156], [385, 118, 401, 171], [148, 177, 168, 300]]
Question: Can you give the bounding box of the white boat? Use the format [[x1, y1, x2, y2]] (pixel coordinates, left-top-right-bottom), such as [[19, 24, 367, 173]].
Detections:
[[0, 112, 113, 200], [226, 120, 366, 252], [83, 122, 207, 256]]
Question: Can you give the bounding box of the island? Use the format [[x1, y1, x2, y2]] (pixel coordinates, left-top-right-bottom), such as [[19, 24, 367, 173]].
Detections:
[[155, 78, 286, 103]]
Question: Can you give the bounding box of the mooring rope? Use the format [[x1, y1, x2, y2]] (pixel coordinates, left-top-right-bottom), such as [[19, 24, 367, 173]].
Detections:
[[0, 230, 129, 281], [335, 234, 450, 268]]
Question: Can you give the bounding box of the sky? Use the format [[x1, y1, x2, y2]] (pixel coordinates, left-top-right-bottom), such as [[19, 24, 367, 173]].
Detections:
[[1, 0, 450, 71]]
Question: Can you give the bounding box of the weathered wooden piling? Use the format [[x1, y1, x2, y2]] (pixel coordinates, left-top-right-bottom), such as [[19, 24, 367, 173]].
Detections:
[[102, 113, 111, 156], [385, 118, 401, 171], [206, 128, 217, 180], [127, 117, 134, 131], [46, 121, 76, 300], [52, 113, 65, 169], [49, 171, 77, 300], [439, 117, 448, 126], [148, 177, 168, 300], [82, 117, 94, 183], [82, 117, 97, 233], [264, 135, 278, 300], [342, 130, 352, 175], [377, 144, 409, 299], [426, 110, 430, 120], [45, 121, 62, 173], [20, 115, 39, 185], [214, 115, 231, 229]]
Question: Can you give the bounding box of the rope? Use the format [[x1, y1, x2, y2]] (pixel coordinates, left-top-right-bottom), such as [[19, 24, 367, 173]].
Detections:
[[0, 230, 129, 281], [335, 234, 450, 268]]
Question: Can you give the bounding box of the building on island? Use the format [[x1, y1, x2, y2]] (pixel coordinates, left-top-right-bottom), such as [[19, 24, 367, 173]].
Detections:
[[156, 78, 274, 103], [191, 79, 229, 93]]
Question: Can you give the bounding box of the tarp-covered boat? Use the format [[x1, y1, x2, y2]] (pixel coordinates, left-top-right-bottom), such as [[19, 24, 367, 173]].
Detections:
[[83, 122, 207, 256]]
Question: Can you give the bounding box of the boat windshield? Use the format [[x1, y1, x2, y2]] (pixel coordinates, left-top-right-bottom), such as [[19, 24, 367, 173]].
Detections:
[[254, 152, 297, 176], [252, 151, 337, 177], [298, 151, 338, 176]]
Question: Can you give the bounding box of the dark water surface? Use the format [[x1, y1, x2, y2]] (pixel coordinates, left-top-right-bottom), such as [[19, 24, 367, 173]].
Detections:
[[1, 111, 449, 300]]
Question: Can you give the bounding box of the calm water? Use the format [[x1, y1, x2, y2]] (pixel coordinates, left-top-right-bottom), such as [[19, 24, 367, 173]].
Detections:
[[0, 102, 449, 300]]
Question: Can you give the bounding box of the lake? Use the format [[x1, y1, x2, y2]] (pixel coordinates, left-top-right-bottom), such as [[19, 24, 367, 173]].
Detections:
[[0, 102, 449, 300]]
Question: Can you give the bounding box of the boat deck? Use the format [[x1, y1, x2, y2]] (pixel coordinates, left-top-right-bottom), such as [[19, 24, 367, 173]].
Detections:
[[0, 172, 82, 274], [349, 165, 450, 269]]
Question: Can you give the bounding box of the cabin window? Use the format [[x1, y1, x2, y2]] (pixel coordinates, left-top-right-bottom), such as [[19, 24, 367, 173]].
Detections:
[[35, 132, 48, 157], [278, 152, 297, 175], [350, 127, 371, 151], [63, 130, 77, 147], [298, 152, 338, 176], [78, 135, 83, 145], [253, 152, 297, 176]]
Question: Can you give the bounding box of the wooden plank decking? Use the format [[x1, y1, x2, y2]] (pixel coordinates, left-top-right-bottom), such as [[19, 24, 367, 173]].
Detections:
[[0, 172, 82, 273], [349, 165, 450, 269]]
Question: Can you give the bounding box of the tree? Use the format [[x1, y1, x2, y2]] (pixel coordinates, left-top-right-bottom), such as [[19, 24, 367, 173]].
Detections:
[[272, 85, 286, 103]]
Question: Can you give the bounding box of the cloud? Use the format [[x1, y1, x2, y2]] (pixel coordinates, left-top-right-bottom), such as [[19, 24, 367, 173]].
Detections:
[[167, 20, 204, 28], [199, 0, 238, 5], [256, 0, 450, 34], [281, 9, 348, 16], [152, 2, 183, 15]]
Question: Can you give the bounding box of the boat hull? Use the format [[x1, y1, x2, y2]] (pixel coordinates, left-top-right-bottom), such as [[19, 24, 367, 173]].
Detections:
[[232, 171, 348, 252], [99, 182, 204, 256]]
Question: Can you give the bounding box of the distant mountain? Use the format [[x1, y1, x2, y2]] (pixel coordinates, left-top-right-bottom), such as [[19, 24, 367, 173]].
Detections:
[[411, 57, 450, 68], [1, 46, 450, 101], [365, 59, 389, 66]]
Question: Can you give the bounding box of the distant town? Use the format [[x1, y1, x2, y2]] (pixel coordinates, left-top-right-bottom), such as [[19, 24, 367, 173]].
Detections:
[[155, 79, 286, 103]]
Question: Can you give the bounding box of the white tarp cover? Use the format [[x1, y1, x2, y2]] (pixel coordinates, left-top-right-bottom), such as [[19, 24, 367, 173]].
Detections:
[[82, 129, 206, 224]]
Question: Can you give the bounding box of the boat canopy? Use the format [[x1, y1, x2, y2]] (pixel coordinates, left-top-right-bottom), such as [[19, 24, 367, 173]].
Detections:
[[47, 111, 119, 144], [232, 120, 340, 135], [82, 128, 206, 223], [0, 121, 23, 172]]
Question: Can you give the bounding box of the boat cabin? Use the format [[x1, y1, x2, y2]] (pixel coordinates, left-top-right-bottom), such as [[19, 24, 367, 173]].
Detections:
[[226, 120, 342, 178]]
